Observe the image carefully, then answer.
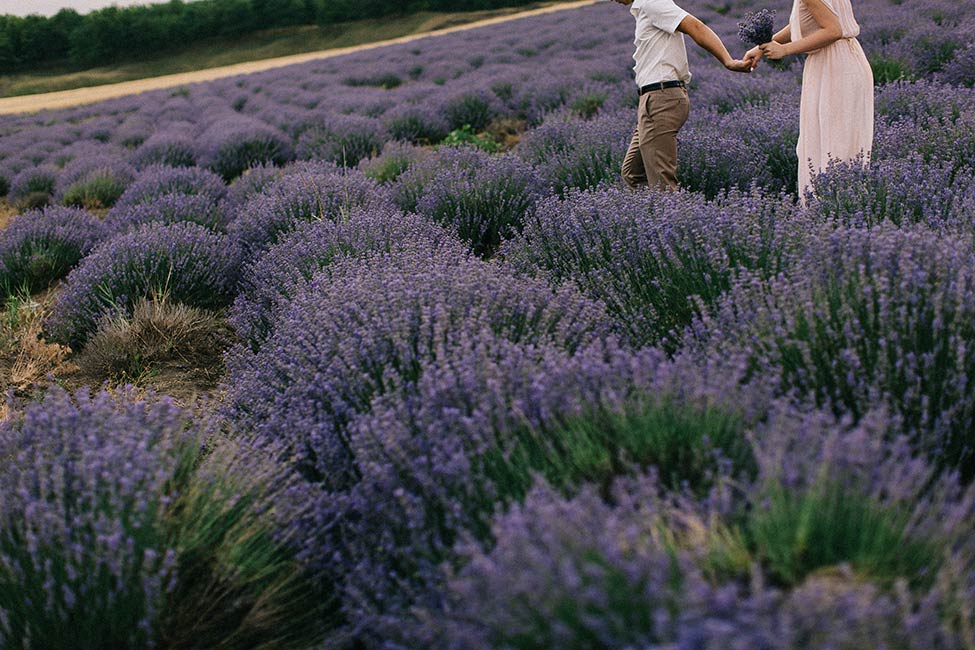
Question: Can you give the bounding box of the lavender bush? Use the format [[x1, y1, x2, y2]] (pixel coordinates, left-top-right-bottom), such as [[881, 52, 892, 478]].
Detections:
[[54, 154, 136, 209], [220, 161, 283, 213], [0, 388, 191, 648], [0, 206, 109, 300], [8, 164, 58, 208], [294, 113, 388, 166], [404, 145, 549, 257], [435, 409, 974, 649], [0, 388, 329, 649], [231, 205, 463, 350], [45, 222, 241, 348], [515, 109, 631, 194], [382, 103, 451, 145], [502, 186, 806, 348], [441, 88, 504, 132], [679, 94, 800, 197], [113, 164, 227, 210], [228, 163, 390, 257], [696, 226, 975, 477], [328, 342, 769, 644], [197, 116, 294, 180], [358, 141, 430, 185], [806, 154, 975, 233], [224, 244, 611, 491], [132, 129, 198, 168], [107, 192, 228, 233]]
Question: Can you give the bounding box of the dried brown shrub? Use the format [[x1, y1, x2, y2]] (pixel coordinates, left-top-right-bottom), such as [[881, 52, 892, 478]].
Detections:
[[78, 297, 231, 385]]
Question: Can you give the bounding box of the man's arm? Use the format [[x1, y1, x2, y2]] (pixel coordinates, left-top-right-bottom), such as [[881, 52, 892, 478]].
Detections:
[[677, 15, 751, 71]]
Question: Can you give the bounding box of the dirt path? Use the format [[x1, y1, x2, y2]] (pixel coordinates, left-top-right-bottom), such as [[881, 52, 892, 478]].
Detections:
[[0, 0, 599, 116]]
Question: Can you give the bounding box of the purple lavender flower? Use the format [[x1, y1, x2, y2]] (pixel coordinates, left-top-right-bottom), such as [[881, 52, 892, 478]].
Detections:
[[330, 340, 772, 644], [515, 109, 632, 194], [678, 94, 800, 197], [738, 9, 776, 47], [8, 164, 58, 206], [0, 387, 330, 648], [132, 128, 198, 169], [441, 88, 505, 132], [358, 140, 431, 185], [45, 222, 241, 348], [220, 161, 283, 214], [382, 102, 451, 144], [433, 407, 974, 650], [54, 153, 136, 209], [806, 153, 975, 232]]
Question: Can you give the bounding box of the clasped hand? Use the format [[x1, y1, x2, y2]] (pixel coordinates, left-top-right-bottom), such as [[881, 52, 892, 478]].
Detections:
[[724, 58, 753, 73], [744, 41, 786, 70]]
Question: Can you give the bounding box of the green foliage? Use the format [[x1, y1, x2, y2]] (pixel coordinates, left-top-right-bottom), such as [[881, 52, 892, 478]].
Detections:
[[472, 397, 754, 527], [0, 240, 85, 301], [158, 442, 332, 649], [0, 0, 550, 72], [570, 92, 607, 119], [526, 399, 754, 495], [60, 172, 128, 209], [870, 55, 914, 85], [343, 72, 402, 89], [14, 191, 50, 211], [745, 481, 938, 588], [441, 124, 501, 152]]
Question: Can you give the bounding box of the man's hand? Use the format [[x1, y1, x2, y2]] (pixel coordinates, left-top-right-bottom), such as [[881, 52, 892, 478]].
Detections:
[[760, 41, 788, 60], [725, 59, 753, 73], [744, 46, 763, 70]]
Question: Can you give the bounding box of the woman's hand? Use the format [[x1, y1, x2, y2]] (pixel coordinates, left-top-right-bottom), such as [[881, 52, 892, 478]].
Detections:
[[744, 45, 763, 69], [760, 41, 787, 60]]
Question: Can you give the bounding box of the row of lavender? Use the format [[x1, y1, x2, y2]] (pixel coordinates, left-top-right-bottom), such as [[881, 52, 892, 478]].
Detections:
[[2, 0, 975, 648]]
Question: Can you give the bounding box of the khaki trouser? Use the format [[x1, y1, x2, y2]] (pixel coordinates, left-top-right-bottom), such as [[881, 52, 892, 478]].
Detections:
[[620, 85, 690, 191]]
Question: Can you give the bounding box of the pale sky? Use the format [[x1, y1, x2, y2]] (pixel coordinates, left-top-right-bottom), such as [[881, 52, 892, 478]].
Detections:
[[0, 0, 176, 17]]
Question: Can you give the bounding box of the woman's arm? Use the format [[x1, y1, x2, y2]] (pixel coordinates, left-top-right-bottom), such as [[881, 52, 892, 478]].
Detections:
[[761, 0, 841, 58]]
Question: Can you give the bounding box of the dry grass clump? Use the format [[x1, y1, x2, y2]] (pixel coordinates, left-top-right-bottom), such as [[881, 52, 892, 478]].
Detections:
[[486, 116, 528, 151], [0, 291, 74, 393], [0, 200, 16, 231], [77, 297, 232, 395]]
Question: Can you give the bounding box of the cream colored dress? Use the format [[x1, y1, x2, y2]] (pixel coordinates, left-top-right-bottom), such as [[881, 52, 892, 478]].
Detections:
[[790, 0, 873, 196]]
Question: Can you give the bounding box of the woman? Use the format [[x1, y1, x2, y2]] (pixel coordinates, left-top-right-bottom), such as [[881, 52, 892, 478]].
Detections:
[[745, 0, 873, 198]]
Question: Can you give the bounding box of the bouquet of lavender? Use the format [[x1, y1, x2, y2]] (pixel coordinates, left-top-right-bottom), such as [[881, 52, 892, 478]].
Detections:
[[738, 9, 776, 46]]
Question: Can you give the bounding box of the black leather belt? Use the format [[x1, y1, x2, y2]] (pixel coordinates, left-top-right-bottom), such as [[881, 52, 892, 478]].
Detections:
[[639, 80, 686, 95]]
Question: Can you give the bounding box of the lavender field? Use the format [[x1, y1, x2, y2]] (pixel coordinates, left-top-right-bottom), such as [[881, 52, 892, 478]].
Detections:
[[0, 0, 974, 646]]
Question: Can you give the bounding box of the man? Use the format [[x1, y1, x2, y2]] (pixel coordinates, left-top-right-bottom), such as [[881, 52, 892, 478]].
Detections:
[[616, 0, 751, 190]]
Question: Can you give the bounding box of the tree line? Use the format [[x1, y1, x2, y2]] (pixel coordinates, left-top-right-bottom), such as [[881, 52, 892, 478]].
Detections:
[[0, 0, 545, 71]]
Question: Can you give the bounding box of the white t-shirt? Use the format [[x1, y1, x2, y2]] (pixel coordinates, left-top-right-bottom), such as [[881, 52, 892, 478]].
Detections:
[[630, 0, 692, 87]]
